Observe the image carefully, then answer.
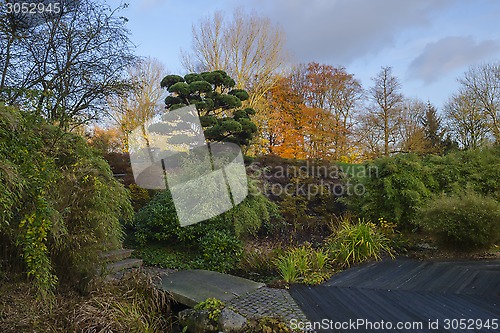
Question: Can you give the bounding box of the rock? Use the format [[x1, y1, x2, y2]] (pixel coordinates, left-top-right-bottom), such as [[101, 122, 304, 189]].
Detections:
[[178, 308, 218, 333], [417, 243, 437, 250], [218, 308, 247, 332]]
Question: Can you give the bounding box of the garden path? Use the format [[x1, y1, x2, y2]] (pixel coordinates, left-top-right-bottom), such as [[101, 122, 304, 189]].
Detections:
[[155, 269, 309, 323]]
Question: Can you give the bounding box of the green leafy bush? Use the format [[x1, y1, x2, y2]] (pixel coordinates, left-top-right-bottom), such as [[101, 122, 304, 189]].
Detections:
[[133, 182, 278, 246], [0, 105, 132, 297], [132, 180, 279, 272], [199, 230, 243, 273], [341, 147, 500, 230], [417, 192, 500, 251], [340, 154, 432, 229], [327, 219, 394, 268]]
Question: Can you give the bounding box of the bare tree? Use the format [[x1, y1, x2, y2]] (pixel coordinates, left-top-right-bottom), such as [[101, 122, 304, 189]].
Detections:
[[368, 66, 404, 156], [444, 91, 491, 149], [398, 98, 427, 153], [106, 57, 167, 152], [0, 0, 136, 129], [354, 112, 383, 159], [458, 63, 500, 142], [181, 9, 287, 108]]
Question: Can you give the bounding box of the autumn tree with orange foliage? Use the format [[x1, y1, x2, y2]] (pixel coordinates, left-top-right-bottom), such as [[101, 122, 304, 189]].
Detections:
[[298, 63, 363, 160], [260, 76, 311, 158], [258, 63, 362, 160]]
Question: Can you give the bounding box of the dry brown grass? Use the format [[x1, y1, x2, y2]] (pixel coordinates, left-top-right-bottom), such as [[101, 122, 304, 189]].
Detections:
[[0, 269, 173, 333]]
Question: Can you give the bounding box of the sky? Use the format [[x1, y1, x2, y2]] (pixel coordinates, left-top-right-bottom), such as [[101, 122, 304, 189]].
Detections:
[[113, 0, 500, 110]]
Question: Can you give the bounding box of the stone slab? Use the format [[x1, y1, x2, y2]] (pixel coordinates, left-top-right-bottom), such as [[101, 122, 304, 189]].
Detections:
[[157, 269, 265, 307]]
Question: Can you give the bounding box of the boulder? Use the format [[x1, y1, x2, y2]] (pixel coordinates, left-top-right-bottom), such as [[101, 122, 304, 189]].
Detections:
[[178, 308, 218, 333], [218, 308, 247, 332]]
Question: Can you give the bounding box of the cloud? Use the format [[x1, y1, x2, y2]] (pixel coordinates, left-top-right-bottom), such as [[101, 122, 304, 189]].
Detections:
[[408, 36, 500, 83], [249, 0, 456, 65]]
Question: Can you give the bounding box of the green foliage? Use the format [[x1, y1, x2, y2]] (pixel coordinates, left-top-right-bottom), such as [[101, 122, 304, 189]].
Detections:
[[199, 230, 243, 273], [327, 219, 394, 268], [417, 191, 500, 251], [194, 298, 225, 323], [341, 147, 500, 229], [0, 104, 132, 297], [159, 70, 257, 146], [133, 188, 276, 245], [134, 246, 197, 270], [128, 183, 152, 211], [341, 154, 432, 229], [233, 180, 282, 238], [274, 244, 331, 284], [132, 180, 279, 272]]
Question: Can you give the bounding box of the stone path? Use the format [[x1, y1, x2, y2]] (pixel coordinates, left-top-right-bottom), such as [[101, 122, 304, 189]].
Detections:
[[227, 286, 309, 324], [155, 269, 309, 324]]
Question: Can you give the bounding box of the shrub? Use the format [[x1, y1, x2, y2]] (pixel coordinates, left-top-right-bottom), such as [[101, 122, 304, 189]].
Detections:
[[131, 179, 279, 272], [133, 182, 279, 246], [327, 219, 394, 268], [199, 230, 243, 273], [340, 154, 432, 229], [0, 105, 132, 298], [417, 192, 500, 251], [134, 246, 197, 270], [341, 147, 500, 230]]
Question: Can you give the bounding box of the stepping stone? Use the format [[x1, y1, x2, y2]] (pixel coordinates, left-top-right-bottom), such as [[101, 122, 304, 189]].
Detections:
[[157, 269, 265, 307], [100, 249, 134, 262], [106, 258, 143, 273]]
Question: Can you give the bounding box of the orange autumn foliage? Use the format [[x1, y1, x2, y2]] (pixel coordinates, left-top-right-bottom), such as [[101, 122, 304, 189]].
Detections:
[[261, 77, 312, 158], [261, 63, 362, 160]]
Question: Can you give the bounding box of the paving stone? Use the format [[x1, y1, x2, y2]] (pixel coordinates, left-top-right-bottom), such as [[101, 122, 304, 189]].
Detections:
[[228, 287, 309, 324]]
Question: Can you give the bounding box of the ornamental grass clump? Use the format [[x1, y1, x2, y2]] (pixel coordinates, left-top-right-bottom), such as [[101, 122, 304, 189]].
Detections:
[[327, 218, 394, 268]]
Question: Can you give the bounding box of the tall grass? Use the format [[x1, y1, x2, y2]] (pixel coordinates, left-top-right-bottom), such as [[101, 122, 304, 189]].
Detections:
[[71, 270, 172, 332], [274, 244, 331, 284], [327, 218, 394, 268]]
